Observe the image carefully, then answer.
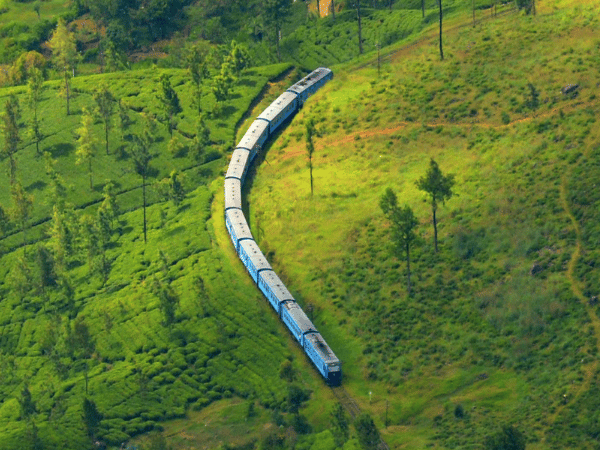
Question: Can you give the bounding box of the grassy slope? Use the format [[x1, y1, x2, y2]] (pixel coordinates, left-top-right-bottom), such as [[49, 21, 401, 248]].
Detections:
[[0, 63, 318, 449], [248, 2, 600, 448]]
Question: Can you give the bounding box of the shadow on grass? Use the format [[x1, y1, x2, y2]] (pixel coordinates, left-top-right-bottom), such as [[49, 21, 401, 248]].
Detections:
[[238, 79, 257, 87], [48, 142, 75, 158], [26, 180, 47, 192]]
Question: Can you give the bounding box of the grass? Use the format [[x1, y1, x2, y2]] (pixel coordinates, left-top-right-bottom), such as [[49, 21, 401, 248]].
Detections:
[[246, 1, 600, 448]]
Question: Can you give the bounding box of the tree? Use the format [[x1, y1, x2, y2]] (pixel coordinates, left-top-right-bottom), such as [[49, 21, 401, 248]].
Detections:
[[190, 114, 210, 163], [131, 119, 155, 243], [76, 108, 97, 191], [287, 384, 310, 414], [380, 188, 418, 296], [354, 413, 380, 450], [437, 0, 444, 60], [27, 68, 44, 155], [36, 243, 58, 294], [94, 87, 115, 155], [152, 277, 179, 326], [166, 170, 185, 207], [331, 403, 349, 447], [1, 95, 21, 185], [485, 425, 526, 450], [45, 152, 67, 208], [10, 180, 34, 253], [186, 43, 210, 114], [212, 61, 237, 112], [263, 0, 292, 62], [226, 40, 251, 75], [82, 398, 102, 439], [356, 0, 363, 55], [421, 0, 425, 18], [19, 384, 37, 420], [159, 74, 182, 136], [305, 118, 317, 196], [416, 158, 455, 253], [331, 0, 335, 19], [48, 18, 78, 115]]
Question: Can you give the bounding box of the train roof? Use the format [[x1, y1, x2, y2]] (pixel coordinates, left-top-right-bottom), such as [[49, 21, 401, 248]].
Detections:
[[257, 92, 298, 123], [224, 178, 242, 211], [282, 301, 317, 335], [238, 119, 269, 150], [287, 67, 332, 95], [239, 239, 272, 272], [304, 333, 340, 364], [225, 148, 250, 180], [225, 208, 253, 242], [260, 270, 295, 303]]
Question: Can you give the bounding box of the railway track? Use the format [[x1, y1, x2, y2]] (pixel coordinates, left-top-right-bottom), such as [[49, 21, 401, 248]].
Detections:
[[330, 386, 390, 450]]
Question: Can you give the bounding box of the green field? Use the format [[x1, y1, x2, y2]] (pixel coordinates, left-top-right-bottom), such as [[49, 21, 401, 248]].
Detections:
[[1, 0, 600, 449]]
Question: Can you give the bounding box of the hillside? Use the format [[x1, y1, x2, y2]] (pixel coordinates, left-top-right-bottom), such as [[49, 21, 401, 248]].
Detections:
[[247, 1, 600, 448], [0, 0, 599, 449]]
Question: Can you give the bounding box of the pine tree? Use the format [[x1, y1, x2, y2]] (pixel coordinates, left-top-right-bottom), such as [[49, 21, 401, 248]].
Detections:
[[94, 87, 115, 155], [27, 68, 44, 156], [190, 114, 210, 164], [1, 95, 21, 185], [380, 188, 419, 296], [10, 179, 34, 253], [416, 158, 455, 253], [48, 18, 78, 115], [76, 108, 97, 191], [159, 74, 182, 136], [305, 118, 317, 196], [131, 118, 155, 243]]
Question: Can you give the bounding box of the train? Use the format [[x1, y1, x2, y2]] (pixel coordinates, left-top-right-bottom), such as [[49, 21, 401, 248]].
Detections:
[[224, 67, 342, 385]]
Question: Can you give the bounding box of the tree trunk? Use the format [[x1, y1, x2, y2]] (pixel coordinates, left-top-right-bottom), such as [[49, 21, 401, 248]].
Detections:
[[276, 26, 281, 62], [438, 0, 444, 60], [309, 159, 313, 196], [389, 0, 392, 12], [89, 159, 93, 191], [357, 0, 363, 55], [331, 0, 335, 18], [433, 206, 438, 253], [105, 124, 109, 155], [421, 0, 425, 18], [472, 0, 475, 26], [64, 71, 70, 116], [406, 241, 411, 296], [142, 175, 147, 243], [316, 0, 320, 17]]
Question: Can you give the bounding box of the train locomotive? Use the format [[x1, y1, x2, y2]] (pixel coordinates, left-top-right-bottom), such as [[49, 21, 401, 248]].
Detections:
[[224, 67, 341, 384]]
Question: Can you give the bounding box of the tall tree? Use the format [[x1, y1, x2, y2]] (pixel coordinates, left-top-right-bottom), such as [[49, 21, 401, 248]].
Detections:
[[416, 158, 455, 253], [264, 0, 291, 62], [186, 43, 210, 114], [354, 413, 381, 450], [212, 61, 237, 109], [1, 95, 20, 185], [10, 180, 34, 253], [190, 114, 210, 164], [76, 108, 97, 191], [331, 403, 349, 447], [380, 188, 418, 296], [94, 87, 115, 155], [159, 74, 182, 136], [27, 68, 44, 156], [131, 121, 154, 244], [82, 398, 102, 440], [437, 0, 444, 60], [305, 118, 316, 196], [357, 0, 363, 55], [152, 276, 179, 326], [48, 18, 78, 116]]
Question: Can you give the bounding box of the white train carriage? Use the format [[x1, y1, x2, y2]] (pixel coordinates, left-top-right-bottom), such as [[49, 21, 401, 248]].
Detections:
[[258, 269, 295, 313], [257, 92, 298, 134], [224, 178, 242, 212], [225, 208, 253, 253], [287, 67, 333, 105], [226, 148, 251, 184], [238, 239, 272, 284], [238, 119, 270, 163]]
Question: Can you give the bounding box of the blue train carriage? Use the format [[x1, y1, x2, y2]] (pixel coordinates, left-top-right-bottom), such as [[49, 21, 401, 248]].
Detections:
[[238, 239, 272, 283], [257, 91, 298, 135], [238, 119, 270, 163], [258, 269, 295, 313], [304, 332, 342, 385], [287, 67, 334, 105], [280, 301, 317, 345], [224, 178, 242, 212], [225, 208, 253, 253], [226, 148, 251, 185]]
